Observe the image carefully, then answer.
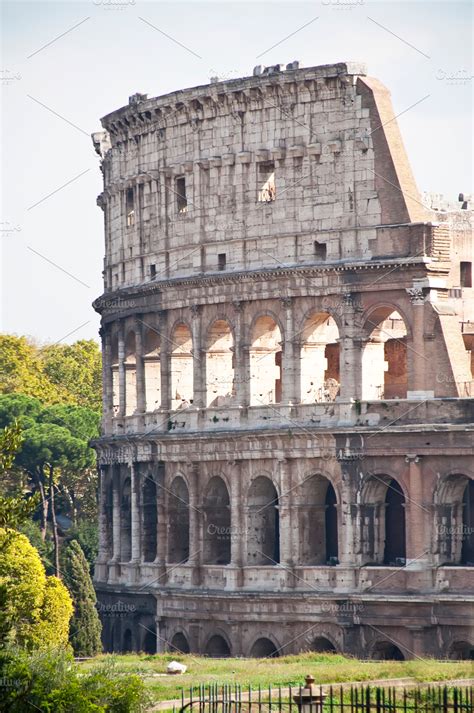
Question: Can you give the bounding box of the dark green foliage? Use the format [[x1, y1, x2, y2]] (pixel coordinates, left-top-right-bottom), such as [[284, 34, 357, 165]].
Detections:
[[66, 520, 99, 575], [63, 540, 102, 657]]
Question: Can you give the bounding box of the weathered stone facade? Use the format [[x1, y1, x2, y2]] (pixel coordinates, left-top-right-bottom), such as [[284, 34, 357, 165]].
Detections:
[[92, 62, 474, 659]]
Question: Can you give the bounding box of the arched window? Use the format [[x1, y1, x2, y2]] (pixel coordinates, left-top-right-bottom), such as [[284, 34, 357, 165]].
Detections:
[[372, 641, 404, 660], [168, 476, 190, 563], [206, 320, 235, 407], [250, 316, 282, 405], [143, 327, 161, 412], [250, 638, 279, 658], [384, 479, 406, 565], [310, 637, 337, 653], [171, 632, 190, 654], [435, 475, 473, 565], [143, 475, 157, 562], [361, 476, 406, 566], [298, 476, 339, 565], [247, 477, 279, 565], [170, 323, 193, 409], [125, 331, 137, 415], [362, 308, 407, 400], [120, 477, 132, 562], [203, 477, 231, 565], [449, 641, 474, 660], [205, 634, 231, 658], [461, 479, 474, 565], [300, 313, 340, 403], [111, 332, 119, 415]]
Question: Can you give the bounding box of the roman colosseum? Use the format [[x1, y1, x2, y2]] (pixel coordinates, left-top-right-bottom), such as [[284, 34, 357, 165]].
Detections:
[[91, 61, 474, 660]]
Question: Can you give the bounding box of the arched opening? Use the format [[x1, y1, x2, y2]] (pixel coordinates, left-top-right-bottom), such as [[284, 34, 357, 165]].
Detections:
[[435, 474, 473, 565], [142, 475, 157, 562], [310, 637, 337, 653], [449, 641, 474, 660], [362, 308, 407, 400], [250, 316, 282, 405], [123, 628, 133, 653], [120, 477, 132, 562], [247, 476, 280, 565], [143, 627, 156, 654], [203, 476, 231, 565], [250, 638, 279, 658], [144, 327, 161, 412], [206, 320, 235, 407], [125, 331, 137, 415], [170, 323, 193, 409], [360, 476, 406, 566], [171, 632, 190, 654], [384, 479, 406, 565], [111, 333, 119, 415], [372, 641, 405, 660], [300, 313, 340, 403], [298, 475, 339, 565], [205, 634, 231, 658], [168, 476, 190, 563]]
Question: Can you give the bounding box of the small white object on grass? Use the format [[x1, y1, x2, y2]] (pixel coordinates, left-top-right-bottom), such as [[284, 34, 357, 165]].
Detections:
[[167, 661, 187, 675]]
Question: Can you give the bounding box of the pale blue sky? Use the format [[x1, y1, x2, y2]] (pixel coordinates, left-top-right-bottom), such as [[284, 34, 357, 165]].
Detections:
[[1, 0, 472, 344]]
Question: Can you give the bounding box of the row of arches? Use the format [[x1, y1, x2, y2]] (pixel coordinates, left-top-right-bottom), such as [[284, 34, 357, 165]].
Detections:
[[110, 305, 410, 414], [108, 471, 474, 568]]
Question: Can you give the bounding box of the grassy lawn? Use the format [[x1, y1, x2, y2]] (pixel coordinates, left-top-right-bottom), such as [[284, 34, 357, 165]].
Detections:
[[78, 652, 473, 704]]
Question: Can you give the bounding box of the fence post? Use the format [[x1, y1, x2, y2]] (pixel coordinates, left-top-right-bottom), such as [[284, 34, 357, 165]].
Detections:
[[293, 675, 327, 713]]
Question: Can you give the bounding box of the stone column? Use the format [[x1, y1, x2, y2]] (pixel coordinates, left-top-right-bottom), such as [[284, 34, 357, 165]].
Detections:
[[112, 466, 121, 561], [230, 460, 244, 586], [187, 463, 202, 585], [159, 313, 171, 412], [101, 327, 114, 431], [118, 321, 126, 417], [156, 462, 167, 573], [134, 316, 146, 413], [233, 301, 249, 407], [191, 305, 204, 409], [406, 289, 429, 398], [405, 455, 429, 567], [96, 465, 111, 573], [281, 297, 299, 404], [130, 461, 142, 563]]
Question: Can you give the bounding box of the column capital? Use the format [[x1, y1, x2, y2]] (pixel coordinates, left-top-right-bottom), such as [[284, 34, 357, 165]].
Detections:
[[405, 454, 421, 464]]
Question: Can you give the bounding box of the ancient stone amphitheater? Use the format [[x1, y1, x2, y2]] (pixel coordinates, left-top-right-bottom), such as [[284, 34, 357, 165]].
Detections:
[[92, 61, 474, 660]]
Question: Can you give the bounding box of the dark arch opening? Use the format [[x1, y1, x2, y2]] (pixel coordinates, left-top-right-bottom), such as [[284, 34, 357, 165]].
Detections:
[[250, 638, 279, 658], [143, 628, 156, 654], [168, 476, 190, 563], [450, 641, 474, 660], [311, 637, 337, 653], [123, 628, 132, 653], [120, 477, 132, 562], [384, 479, 406, 565], [461, 480, 474, 565], [143, 476, 158, 562], [372, 641, 405, 660], [325, 484, 338, 563], [247, 477, 280, 565], [205, 635, 231, 658], [203, 477, 231, 565], [171, 632, 190, 654]]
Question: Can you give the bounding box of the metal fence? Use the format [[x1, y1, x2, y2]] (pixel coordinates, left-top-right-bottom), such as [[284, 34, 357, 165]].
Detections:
[[177, 681, 473, 713]]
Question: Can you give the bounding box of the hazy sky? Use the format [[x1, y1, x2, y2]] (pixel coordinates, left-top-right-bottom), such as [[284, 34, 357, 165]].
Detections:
[[1, 0, 472, 345]]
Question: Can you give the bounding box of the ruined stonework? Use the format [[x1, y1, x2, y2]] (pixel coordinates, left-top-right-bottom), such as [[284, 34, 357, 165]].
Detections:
[[92, 62, 474, 659]]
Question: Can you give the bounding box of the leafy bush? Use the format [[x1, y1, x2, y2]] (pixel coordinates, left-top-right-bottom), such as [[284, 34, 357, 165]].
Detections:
[[0, 647, 150, 713], [63, 540, 102, 657]]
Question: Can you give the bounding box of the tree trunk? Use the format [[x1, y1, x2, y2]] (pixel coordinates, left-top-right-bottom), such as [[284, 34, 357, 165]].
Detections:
[[49, 465, 60, 577]]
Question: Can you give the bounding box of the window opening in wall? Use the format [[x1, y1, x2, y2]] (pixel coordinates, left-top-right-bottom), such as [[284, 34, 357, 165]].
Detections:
[[176, 176, 188, 213], [258, 161, 276, 202], [314, 240, 327, 261], [218, 253, 226, 271], [126, 188, 135, 227], [461, 261, 472, 288], [150, 264, 156, 279]]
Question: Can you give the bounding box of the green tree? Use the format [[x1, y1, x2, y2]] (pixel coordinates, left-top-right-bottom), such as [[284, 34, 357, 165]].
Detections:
[[42, 339, 102, 412], [0, 528, 73, 650], [0, 422, 39, 537], [63, 540, 102, 656]]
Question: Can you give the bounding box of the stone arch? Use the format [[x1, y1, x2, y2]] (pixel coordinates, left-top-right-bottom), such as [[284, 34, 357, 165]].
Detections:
[[249, 314, 283, 405], [120, 476, 132, 562], [143, 326, 161, 411], [361, 474, 406, 565], [170, 322, 193, 409], [296, 474, 339, 565], [168, 475, 190, 563], [171, 632, 190, 654], [435, 474, 474, 565], [371, 640, 405, 660], [123, 627, 133, 653], [203, 476, 231, 565], [300, 311, 340, 403], [448, 640, 474, 660], [249, 637, 279, 658], [310, 636, 337, 653], [142, 474, 157, 562], [361, 305, 408, 400], [124, 330, 137, 415], [247, 476, 280, 565], [205, 633, 231, 658], [206, 319, 235, 407]]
